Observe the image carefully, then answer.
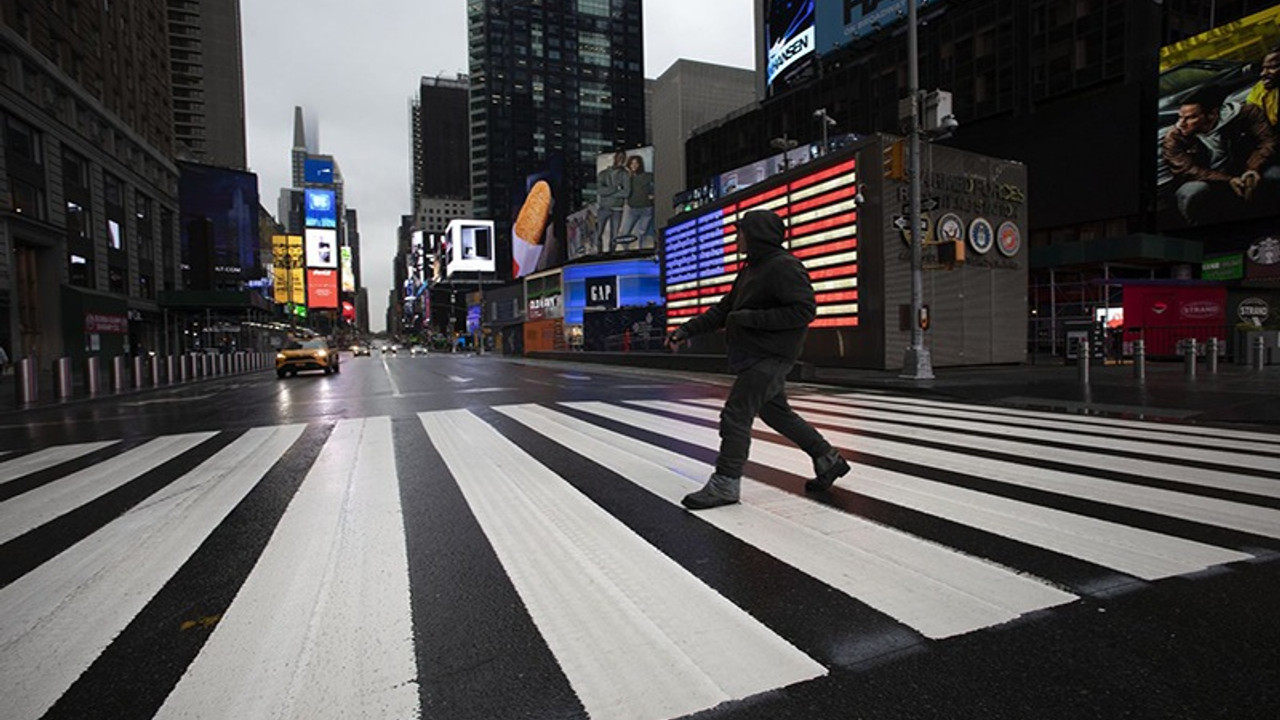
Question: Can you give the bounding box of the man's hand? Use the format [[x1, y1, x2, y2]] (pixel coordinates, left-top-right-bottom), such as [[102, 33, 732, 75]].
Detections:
[[664, 328, 687, 352], [1231, 170, 1261, 200]]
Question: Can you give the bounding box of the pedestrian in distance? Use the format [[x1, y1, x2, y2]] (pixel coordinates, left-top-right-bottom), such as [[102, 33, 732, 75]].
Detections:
[[664, 208, 850, 510]]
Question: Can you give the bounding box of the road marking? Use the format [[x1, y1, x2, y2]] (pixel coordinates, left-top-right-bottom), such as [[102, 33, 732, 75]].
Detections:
[[506, 403, 1077, 640], [0, 441, 118, 484], [627, 400, 1254, 580], [157, 417, 419, 720], [0, 432, 217, 544], [0, 425, 305, 720], [423, 409, 825, 720], [121, 395, 215, 407]]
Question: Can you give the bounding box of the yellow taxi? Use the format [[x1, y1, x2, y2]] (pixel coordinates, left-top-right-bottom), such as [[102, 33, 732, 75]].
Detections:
[[276, 337, 340, 378]]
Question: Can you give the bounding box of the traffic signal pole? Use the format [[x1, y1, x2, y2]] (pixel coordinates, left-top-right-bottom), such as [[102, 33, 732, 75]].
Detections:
[[901, 0, 935, 380]]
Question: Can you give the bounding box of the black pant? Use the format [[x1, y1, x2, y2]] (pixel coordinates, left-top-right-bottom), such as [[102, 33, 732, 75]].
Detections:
[[715, 356, 831, 479]]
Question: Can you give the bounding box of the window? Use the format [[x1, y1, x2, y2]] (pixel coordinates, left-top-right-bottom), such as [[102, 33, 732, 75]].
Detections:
[[69, 252, 93, 288], [5, 116, 42, 165], [108, 266, 125, 294], [10, 179, 46, 219], [66, 200, 90, 239]]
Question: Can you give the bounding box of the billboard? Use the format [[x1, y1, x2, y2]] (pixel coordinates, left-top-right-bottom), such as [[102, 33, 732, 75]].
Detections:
[[304, 188, 337, 228], [1157, 6, 1280, 230], [766, 1, 816, 95], [307, 269, 339, 309], [305, 228, 338, 269], [271, 235, 306, 305], [304, 157, 334, 185], [569, 147, 658, 262], [663, 157, 860, 333], [178, 162, 261, 284], [512, 156, 567, 278], [446, 219, 497, 275], [340, 245, 355, 293], [814, 0, 941, 56]]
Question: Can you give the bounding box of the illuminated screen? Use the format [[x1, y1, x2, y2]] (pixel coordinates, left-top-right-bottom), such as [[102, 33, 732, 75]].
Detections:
[[1156, 6, 1280, 230], [662, 158, 860, 331], [814, 0, 940, 55], [305, 228, 338, 269], [304, 189, 337, 228], [304, 158, 334, 184], [307, 269, 339, 309], [766, 0, 816, 94]]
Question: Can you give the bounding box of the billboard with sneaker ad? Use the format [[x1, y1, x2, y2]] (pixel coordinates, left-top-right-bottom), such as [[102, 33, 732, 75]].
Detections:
[[568, 147, 657, 262], [512, 156, 567, 279], [1157, 6, 1280, 230], [766, 0, 817, 96]]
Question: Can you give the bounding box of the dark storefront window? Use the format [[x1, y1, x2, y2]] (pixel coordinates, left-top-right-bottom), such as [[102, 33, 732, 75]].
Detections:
[[69, 252, 93, 288]]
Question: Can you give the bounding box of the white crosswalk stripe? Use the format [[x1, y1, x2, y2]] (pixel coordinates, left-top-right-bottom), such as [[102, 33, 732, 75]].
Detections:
[[0, 391, 1274, 720]]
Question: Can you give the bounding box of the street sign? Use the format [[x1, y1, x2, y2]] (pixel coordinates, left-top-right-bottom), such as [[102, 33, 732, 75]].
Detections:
[[900, 197, 940, 215], [892, 215, 928, 232]]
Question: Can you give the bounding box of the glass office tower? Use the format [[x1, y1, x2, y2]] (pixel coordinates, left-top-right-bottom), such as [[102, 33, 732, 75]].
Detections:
[[467, 0, 647, 280]]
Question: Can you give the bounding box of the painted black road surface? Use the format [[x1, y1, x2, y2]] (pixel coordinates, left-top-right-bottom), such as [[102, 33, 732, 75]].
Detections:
[[1, 352, 1277, 719]]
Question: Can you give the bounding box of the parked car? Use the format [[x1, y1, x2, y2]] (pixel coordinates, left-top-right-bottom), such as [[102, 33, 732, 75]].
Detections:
[[276, 338, 340, 377]]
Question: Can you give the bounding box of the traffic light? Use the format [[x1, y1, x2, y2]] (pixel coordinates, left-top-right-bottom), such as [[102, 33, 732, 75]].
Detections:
[[937, 239, 966, 266], [883, 139, 906, 181]]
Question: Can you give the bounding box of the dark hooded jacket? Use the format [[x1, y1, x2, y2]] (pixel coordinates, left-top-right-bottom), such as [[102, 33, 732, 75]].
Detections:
[[676, 210, 816, 371]]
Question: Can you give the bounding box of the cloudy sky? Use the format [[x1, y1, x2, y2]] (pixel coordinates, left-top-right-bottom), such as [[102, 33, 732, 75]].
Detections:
[[240, 1, 756, 333]]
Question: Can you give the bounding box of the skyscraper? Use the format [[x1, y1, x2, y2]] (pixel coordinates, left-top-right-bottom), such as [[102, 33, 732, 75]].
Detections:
[[412, 74, 473, 234], [167, 0, 248, 169], [467, 0, 647, 279]]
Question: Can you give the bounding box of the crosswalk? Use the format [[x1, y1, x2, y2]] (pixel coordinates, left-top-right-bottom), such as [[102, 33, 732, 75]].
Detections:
[[1, 391, 1278, 720]]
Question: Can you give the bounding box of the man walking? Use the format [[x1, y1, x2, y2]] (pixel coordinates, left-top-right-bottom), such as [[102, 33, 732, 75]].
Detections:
[[665, 209, 849, 510]]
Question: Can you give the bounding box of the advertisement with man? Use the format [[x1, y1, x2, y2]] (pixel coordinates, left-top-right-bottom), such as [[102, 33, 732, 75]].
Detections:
[[1157, 6, 1280, 229], [568, 146, 657, 262]]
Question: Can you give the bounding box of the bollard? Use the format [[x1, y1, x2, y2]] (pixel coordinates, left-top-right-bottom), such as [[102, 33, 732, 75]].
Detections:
[[1133, 339, 1146, 382], [150, 355, 162, 386], [112, 355, 127, 392], [1077, 338, 1090, 384], [1184, 338, 1198, 379], [1207, 337, 1219, 374], [52, 357, 73, 400], [86, 356, 101, 396], [15, 357, 38, 405], [1255, 335, 1267, 370], [133, 355, 145, 389], [166, 356, 176, 385]]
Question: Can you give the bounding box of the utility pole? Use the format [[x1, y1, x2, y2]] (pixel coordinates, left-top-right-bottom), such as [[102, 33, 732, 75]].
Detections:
[[901, 0, 934, 380]]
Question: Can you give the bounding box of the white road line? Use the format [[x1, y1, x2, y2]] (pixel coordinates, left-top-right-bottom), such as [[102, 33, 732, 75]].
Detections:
[[506, 403, 1076, 641], [0, 425, 305, 720], [0, 441, 119, 484], [792, 398, 1280, 473], [157, 417, 419, 720], [659, 398, 1280, 540], [818, 394, 1280, 454], [822, 392, 1280, 446], [0, 433, 216, 544], [618, 400, 1252, 580], [423, 409, 825, 720]]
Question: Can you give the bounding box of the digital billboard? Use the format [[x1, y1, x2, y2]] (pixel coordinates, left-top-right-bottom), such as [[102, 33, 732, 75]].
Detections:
[[766, 1, 816, 95], [569, 147, 658, 262], [307, 269, 339, 309], [814, 0, 941, 56], [305, 228, 338, 269], [340, 246, 355, 293], [304, 157, 334, 185], [446, 219, 497, 275], [512, 155, 567, 279], [304, 189, 337, 228], [662, 157, 860, 334], [271, 234, 306, 305], [1157, 6, 1280, 230], [178, 161, 261, 283]]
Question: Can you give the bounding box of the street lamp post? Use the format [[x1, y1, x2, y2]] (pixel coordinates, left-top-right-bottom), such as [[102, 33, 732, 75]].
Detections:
[[814, 108, 836, 156], [901, 0, 934, 380]]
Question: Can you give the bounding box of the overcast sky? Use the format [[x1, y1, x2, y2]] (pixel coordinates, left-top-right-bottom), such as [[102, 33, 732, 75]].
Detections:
[[241, 1, 756, 333]]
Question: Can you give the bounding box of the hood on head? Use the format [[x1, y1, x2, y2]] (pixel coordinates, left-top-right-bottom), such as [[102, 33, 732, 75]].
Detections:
[[740, 210, 786, 263]]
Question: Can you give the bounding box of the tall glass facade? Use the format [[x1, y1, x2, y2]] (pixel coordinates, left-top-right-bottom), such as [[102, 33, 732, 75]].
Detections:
[[468, 0, 647, 280]]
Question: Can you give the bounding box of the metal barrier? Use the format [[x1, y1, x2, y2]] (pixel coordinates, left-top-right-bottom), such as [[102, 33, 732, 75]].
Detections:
[[1132, 339, 1146, 381], [112, 356, 127, 392], [1255, 335, 1267, 370], [52, 357, 73, 399], [150, 355, 162, 386], [1183, 338, 1198, 379], [15, 357, 37, 405], [86, 356, 102, 396], [166, 356, 177, 385], [133, 356, 145, 389], [1206, 337, 1219, 374]]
